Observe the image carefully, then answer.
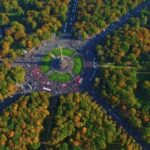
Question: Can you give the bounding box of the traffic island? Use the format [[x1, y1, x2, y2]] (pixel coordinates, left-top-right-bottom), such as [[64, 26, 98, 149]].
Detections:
[[40, 47, 83, 83]]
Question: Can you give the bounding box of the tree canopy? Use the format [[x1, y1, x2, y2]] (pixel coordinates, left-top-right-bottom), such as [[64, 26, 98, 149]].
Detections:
[[46, 93, 142, 150], [0, 0, 69, 58], [0, 92, 50, 149], [74, 0, 145, 39], [95, 6, 150, 143], [0, 62, 25, 101]]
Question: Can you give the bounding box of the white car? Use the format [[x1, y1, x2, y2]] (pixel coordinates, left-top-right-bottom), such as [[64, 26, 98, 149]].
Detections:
[[62, 84, 67, 87], [43, 87, 51, 92], [23, 50, 27, 54], [27, 84, 32, 90], [47, 82, 50, 85], [78, 78, 83, 84], [94, 65, 96, 68]]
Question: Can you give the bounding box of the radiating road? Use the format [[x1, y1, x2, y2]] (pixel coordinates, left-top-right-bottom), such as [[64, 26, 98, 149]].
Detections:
[[62, 0, 78, 33]]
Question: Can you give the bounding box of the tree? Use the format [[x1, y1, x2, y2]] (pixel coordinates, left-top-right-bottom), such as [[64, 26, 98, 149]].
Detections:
[[0, 14, 9, 25], [142, 127, 150, 143]]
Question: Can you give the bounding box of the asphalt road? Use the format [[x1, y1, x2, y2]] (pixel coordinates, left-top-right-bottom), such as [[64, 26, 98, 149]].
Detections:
[[0, 0, 150, 149], [0, 93, 28, 113], [61, 0, 78, 33]]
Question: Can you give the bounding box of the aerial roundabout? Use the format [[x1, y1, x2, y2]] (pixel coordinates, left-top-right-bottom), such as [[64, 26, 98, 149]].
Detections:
[[40, 46, 83, 83]]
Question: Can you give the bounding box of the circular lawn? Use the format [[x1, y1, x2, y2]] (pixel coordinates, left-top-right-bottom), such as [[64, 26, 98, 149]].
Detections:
[[40, 48, 83, 83]]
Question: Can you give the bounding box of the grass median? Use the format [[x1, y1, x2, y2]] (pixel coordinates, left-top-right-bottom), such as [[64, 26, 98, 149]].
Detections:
[[51, 48, 75, 56], [49, 72, 72, 83], [73, 56, 83, 75]]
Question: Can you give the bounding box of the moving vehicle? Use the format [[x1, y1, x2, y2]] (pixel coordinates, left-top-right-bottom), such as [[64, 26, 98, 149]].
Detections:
[[43, 87, 51, 92]]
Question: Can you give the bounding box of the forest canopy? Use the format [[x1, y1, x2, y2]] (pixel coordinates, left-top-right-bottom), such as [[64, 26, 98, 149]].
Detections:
[[46, 93, 142, 150], [0, 0, 69, 58], [74, 0, 145, 39], [0, 62, 25, 101], [95, 6, 150, 143], [0, 92, 50, 149]]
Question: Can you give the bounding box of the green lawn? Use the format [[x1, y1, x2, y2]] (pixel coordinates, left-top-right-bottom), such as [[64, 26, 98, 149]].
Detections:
[[40, 55, 52, 73], [73, 56, 83, 75], [51, 48, 75, 56], [49, 72, 72, 83], [40, 48, 83, 82]]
